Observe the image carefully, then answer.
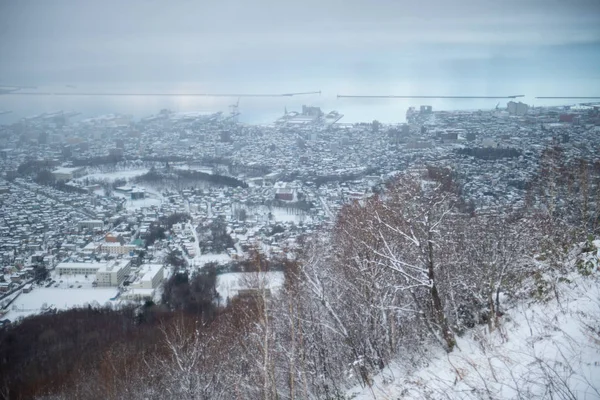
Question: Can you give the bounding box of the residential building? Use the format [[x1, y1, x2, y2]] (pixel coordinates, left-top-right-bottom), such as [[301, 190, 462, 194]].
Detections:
[[82, 241, 102, 254], [274, 182, 296, 201], [507, 101, 529, 116], [131, 189, 145, 200], [56, 262, 102, 276], [78, 220, 104, 231], [131, 264, 164, 289], [95, 259, 131, 287], [109, 148, 124, 157], [100, 242, 136, 255], [104, 233, 123, 243]]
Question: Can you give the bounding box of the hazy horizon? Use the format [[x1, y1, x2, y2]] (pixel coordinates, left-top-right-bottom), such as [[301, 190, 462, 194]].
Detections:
[[1, 0, 599, 122]]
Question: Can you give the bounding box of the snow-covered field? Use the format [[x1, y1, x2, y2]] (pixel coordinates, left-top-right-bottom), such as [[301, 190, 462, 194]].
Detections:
[[198, 253, 231, 264], [3, 271, 120, 321], [4, 287, 119, 321], [51, 273, 96, 288], [79, 168, 150, 182], [271, 208, 311, 223], [173, 165, 212, 174], [251, 206, 312, 224], [107, 186, 163, 211], [349, 273, 600, 400], [79, 167, 164, 211], [122, 197, 162, 211], [216, 271, 284, 302]]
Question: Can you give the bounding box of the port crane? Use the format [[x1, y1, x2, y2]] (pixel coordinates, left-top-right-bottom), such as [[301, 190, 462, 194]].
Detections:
[[225, 98, 240, 123]]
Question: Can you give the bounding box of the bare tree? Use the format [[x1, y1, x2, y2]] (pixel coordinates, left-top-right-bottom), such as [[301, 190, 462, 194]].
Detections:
[[457, 213, 535, 332], [370, 175, 458, 351]]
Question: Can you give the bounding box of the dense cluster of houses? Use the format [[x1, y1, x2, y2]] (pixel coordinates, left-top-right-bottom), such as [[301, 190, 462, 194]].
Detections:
[[1, 102, 599, 322]]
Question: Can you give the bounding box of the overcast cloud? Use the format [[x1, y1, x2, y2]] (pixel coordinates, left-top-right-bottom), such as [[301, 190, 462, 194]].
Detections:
[[1, 0, 599, 86]]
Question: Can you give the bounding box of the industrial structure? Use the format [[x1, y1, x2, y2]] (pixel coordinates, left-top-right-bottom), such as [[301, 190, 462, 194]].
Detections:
[[276, 105, 343, 126], [507, 101, 529, 116]]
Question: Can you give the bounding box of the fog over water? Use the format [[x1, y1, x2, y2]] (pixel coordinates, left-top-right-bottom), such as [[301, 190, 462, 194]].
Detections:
[[1, 0, 599, 123]]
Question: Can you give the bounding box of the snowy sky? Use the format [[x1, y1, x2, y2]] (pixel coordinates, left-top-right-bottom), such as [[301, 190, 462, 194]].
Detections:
[[1, 0, 599, 85]]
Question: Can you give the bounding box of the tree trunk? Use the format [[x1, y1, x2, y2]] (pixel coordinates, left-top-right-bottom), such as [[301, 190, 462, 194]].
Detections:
[[428, 230, 455, 351]]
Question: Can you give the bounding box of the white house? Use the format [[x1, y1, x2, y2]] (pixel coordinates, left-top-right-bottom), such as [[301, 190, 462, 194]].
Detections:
[[100, 242, 137, 255], [131, 264, 164, 289], [78, 220, 104, 231], [95, 259, 131, 287], [82, 242, 102, 254], [56, 262, 102, 276]]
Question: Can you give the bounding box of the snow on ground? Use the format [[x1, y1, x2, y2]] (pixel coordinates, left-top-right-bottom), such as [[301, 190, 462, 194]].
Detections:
[[216, 271, 284, 303], [79, 169, 149, 182], [271, 208, 311, 223], [122, 197, 162, 211], [198, 253, 231, 265], [186, 221, 203, 268], [349, 273, 600, 400], [88, 180, 164, 211], [3, 272, 120, 321], [77, 167, 165, 211], [252, 206, 312, 224], [173, 165, 212, 174], [121, 288, 155, 302], [4, 287, 118, 321], [52, 273, 97, 288], [108, 188, 163, 211], [0, 289, 22, 309]]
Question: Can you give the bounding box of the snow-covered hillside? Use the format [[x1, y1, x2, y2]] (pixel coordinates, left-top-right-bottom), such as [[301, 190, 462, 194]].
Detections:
[[349, 246, 600, 400]]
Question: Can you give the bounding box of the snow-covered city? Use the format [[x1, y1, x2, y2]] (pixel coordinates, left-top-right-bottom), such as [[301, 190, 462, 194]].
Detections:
[[1, 0, 600, 398], [2, 100, 600, 398]]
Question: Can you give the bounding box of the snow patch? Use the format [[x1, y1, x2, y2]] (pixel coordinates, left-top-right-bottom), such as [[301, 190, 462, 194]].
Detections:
[[216, 271, 284, 303], [4, 287, 119, 321], [349, 274, 600, 399]]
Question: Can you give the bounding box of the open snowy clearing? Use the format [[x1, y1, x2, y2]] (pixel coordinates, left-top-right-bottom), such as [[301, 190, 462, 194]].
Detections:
[[198, 253, 231, 265], [109, 187, 163, 210], [49, 272, 97, 289], [349, 273, 600, 400], [79, 168, 150, 182], [122, 197, 162, 211], [216, 271, 284, 303], [251, 205, 313, 224], [4, 287, 119, 322], [173, 165, 213, 174]]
